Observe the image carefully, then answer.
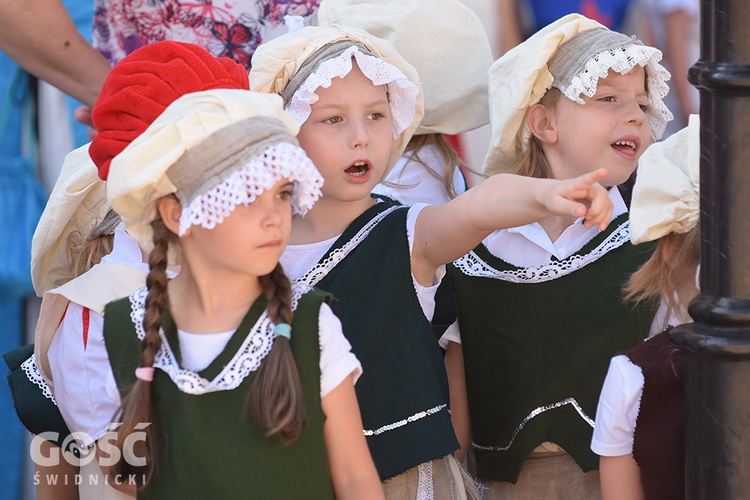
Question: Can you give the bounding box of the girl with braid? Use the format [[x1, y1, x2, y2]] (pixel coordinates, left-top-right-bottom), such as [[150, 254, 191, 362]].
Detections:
[[88, 76, 381, 497], [5, 41, 252, 500]]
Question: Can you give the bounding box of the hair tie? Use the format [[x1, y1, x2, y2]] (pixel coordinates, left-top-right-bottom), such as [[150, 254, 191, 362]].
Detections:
[[273, 323, 292, 340], [135, 367, 155, 382]]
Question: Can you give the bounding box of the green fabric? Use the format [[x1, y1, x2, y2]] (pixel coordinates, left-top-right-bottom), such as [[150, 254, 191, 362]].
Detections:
[[103, 288, 333, 499], [449, 215, 658, 483], [315, 200, 458, 480], [3, 344, 71, 447]]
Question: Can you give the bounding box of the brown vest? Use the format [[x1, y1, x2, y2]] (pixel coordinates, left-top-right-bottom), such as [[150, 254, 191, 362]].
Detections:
[[627, 329, 685, 499]]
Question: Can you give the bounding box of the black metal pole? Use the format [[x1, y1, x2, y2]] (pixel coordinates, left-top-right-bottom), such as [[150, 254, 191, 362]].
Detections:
[[670, 0, 750, 497]]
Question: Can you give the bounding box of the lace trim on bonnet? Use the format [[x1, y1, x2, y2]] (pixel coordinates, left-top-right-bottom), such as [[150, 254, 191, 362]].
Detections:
[[285, 46, 419, 138], [178, 142, 323, 236], [553, 41, 673, 142]]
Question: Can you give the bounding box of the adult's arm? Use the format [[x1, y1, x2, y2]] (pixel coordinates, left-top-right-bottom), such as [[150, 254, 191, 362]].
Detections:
[[663, 9, 699, 122], [497, 0, 524, 55], [0, 0, 111, 107]]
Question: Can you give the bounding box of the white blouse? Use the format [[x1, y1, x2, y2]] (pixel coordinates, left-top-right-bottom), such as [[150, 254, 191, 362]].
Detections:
[[49, 301, 360, 447], [441, 187, 629, 346], [281, 203, 445, 323], [590, 354, 645, 457], [372, 142, 467, 206], [48, 229, 361, 447]]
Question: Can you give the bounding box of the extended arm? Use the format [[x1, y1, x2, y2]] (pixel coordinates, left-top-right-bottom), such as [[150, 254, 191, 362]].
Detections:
[[411, 169, 612, 285], [0, 0, 111, 106]]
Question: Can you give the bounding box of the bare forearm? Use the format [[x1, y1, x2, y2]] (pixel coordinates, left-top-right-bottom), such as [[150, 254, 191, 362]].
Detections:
[[0, 0, 111, 106]]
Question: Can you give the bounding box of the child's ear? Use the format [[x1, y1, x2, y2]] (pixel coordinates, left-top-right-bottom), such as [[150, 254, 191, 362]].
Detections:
[[527, 102, 558, 145], [156, 196, 184, 236], [660, 233, 677, 266]]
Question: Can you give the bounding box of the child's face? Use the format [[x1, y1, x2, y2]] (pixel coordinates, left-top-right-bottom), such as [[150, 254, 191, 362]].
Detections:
[[295, 61, 393, 203], [548, 66, 651, 187], [183, 177, 293, 278]]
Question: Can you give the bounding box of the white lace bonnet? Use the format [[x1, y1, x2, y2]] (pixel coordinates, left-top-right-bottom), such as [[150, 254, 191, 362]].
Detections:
[[483, 13, 673, 175], [107, 90, 323, 254], [249, 25, 424, 172], [314, 0, 493, 135], [630, 114, 700, 245]]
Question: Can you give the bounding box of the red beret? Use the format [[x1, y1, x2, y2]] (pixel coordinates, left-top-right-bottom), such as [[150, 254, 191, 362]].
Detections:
[[90, 41, 250, 180]]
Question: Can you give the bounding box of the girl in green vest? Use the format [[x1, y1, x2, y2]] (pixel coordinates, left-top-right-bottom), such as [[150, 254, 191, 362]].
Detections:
[[445, 13, 673, 499], [6, 41, 252, 500], [592, 115, 699, 499], [98, 87, 383, 498], [249, 23, 616, 499]]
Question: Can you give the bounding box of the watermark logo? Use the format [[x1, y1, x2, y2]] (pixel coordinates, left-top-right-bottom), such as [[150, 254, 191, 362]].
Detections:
[[31, 423, 150, 468]]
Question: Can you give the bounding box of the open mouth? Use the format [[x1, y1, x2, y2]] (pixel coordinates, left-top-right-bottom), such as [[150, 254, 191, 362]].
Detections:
[[611, 140, 637, 154], [345, 161, 370, 177]]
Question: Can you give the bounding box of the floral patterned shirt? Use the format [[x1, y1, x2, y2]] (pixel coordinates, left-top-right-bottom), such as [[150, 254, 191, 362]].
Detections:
[[92, 0, 320, 69]]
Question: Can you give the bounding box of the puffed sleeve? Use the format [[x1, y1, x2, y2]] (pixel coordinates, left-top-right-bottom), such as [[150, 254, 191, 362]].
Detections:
[[318, 303, 362, 398], [590, 354, 644, 456]]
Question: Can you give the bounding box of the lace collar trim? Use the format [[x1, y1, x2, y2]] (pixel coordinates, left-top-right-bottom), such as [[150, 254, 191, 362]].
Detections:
[[296, 205, 400, 287], [128, 282, 311, 395], [453, 220, 631, 283]]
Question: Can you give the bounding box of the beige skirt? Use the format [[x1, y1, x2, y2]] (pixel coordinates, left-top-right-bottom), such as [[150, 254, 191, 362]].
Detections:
[[477, 452, 601, 500], [382, 454, 481, 500]]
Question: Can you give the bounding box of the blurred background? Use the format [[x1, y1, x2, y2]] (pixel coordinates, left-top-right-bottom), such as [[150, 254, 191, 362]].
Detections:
[[0, 1, 698, 498]]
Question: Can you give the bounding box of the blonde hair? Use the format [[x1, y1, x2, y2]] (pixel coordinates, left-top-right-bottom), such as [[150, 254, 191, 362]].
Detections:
[[625, 225, 700, 331], [71, 235, 115, 277], [382, 133, 472, 199], [484, 88, 562, 179], [109, 199, 306, 487]]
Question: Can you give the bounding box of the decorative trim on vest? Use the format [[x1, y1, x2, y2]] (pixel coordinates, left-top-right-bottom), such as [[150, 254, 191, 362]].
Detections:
[[127, 282, 314, 395], [363, 404, 447, 436], [20, 355, 56, 404], [472, 397, 594, 452], [453, 220, 630, 283], [297, 205, 400, 287]]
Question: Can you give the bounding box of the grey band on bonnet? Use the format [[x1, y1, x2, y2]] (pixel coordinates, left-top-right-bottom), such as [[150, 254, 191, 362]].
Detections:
[[87, 209, 122, 242], [281, 39, 375, 107], [167, 116, 298, 205], [548, 28, 639, 90]]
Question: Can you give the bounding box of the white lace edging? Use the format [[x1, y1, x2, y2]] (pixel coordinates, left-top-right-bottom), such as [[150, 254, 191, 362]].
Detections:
[[417, 461, 434, 500], [178, 142, 323, 235], [453, 220, 630, 283], [296, 205, 400, 287], [285, 46, 418, 137], [557, 42, 673, 141], [128, 282, 312, 395], [21, 355, 57, 405]]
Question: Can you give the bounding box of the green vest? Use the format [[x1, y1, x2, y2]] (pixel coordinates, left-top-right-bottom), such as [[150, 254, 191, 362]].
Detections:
[[449, 215, 657, 483], [103, 286, 333, 499], [302, 200, 459, 480]]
